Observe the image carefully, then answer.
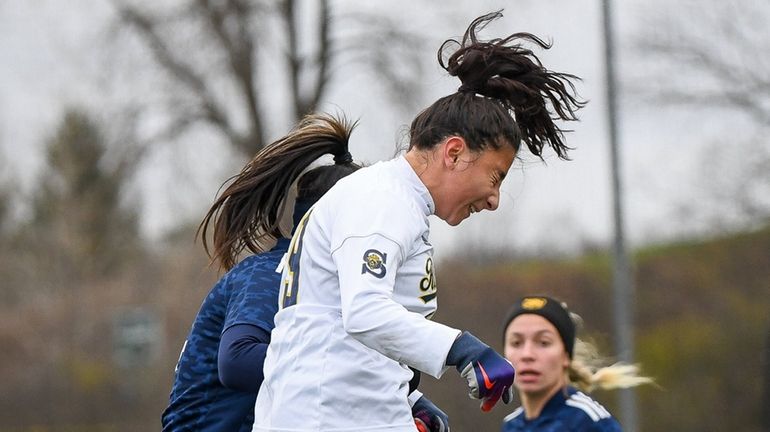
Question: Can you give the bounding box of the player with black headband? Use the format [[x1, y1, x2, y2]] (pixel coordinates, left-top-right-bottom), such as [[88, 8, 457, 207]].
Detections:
[[252, 10, 586, 432], [502, 296, 652, 431]]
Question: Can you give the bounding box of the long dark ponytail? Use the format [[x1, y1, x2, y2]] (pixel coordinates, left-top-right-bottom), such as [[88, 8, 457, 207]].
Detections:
[[198, 113, 359, 270], [410, 10, 586, 160]]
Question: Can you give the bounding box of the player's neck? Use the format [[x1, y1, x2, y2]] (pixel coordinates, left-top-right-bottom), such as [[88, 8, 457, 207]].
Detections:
[[404, 147, 446, 199], [520, 383, 564, 419]]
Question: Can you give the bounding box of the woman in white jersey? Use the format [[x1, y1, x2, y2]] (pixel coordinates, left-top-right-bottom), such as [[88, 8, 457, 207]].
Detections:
[[254, 11, 586, 432]]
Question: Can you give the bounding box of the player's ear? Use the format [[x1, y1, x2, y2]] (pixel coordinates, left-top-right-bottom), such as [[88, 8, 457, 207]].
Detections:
[[442, 136, 466, 169]]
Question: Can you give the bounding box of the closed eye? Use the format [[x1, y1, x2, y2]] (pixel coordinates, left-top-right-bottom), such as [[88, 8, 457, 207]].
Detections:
[[494, 170, 507, 187]]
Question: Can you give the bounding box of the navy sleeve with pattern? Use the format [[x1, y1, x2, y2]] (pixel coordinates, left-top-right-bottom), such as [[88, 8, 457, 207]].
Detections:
[[223, 251, 284, 333]]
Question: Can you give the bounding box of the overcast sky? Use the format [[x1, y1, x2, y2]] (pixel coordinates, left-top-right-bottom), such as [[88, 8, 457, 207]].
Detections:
[[0, 0, 759, 259]]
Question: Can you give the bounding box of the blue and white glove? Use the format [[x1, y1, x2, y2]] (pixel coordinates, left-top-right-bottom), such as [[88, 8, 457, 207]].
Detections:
[[412, 394, 449, 432], [446, 331, 515, 412]]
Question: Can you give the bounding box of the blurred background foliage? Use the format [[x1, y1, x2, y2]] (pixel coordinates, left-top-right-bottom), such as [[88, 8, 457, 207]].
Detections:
[[1, 0, 769, 431], [422, 227, 770, 432]]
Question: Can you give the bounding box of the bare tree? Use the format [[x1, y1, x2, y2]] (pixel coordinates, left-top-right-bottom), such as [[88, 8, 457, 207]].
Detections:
[[629, 0, 770, 233], [630, 0, 770, 126], [110, 0, 426, 158]]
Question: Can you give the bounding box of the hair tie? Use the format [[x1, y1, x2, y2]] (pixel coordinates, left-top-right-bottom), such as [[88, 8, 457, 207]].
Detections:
[[458, 83, 483, 93], [333, 151, 353, 165], [458, 84, 487, 99]]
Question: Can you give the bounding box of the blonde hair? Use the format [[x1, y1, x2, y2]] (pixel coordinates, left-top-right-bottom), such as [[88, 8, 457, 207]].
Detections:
[[566, 312, 653, 393]]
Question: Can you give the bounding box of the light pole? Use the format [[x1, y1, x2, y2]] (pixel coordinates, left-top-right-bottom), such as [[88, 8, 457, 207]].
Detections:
[[601, 0, 638, 430]]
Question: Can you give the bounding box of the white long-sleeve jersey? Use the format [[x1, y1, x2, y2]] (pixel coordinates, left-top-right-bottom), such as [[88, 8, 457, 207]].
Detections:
[[253, 156, 461, 432]]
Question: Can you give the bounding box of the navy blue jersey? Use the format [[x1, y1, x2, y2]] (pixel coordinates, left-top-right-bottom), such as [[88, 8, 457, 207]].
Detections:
[[161, 238, 289, 432], [502, 386, 622, 432]]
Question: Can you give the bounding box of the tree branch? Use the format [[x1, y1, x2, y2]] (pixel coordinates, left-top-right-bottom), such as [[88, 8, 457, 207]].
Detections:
[[116, 3, 238, 149], [194, 0, 264, 154]]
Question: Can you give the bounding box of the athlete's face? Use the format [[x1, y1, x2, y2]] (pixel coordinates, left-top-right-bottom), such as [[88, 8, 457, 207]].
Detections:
[[504, 314, 570, 399], [434, 143, 516, 226]]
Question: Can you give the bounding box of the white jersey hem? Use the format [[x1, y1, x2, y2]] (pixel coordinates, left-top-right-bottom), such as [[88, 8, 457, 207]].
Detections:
[[253, 421, 417, 432]]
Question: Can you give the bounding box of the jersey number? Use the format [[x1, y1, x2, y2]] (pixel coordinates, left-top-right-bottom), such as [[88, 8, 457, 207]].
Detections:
[[281, 209, 313, 308]]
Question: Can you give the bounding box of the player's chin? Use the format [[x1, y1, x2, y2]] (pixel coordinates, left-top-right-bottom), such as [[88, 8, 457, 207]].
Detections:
[[445, 215, 466, 226], [447, 209, 473, 226], [515, 381, 542, 394]]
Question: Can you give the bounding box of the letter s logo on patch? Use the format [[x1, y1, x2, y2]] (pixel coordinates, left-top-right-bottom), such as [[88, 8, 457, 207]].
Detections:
[[361, 249, 387, 279]]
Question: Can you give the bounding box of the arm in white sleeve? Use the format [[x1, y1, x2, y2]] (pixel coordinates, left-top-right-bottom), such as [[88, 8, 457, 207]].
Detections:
[[333, 234, 460, 378]]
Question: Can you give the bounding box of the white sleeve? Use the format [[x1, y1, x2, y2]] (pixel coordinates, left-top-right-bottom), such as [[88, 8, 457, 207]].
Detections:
[[332, 234, 460, 378], [408, 389, 423, 407]]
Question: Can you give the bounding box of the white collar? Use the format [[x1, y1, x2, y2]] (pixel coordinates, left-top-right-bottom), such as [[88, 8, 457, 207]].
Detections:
[[394, 155, 435, 216]]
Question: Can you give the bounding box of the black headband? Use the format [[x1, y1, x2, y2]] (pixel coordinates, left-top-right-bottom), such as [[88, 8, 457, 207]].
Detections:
[[503, 296, 576, 358]]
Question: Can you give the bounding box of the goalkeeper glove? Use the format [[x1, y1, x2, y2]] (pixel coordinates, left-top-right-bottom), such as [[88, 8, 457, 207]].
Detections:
[[445, 331, 515, 412], [412, 395, 449, 432]]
